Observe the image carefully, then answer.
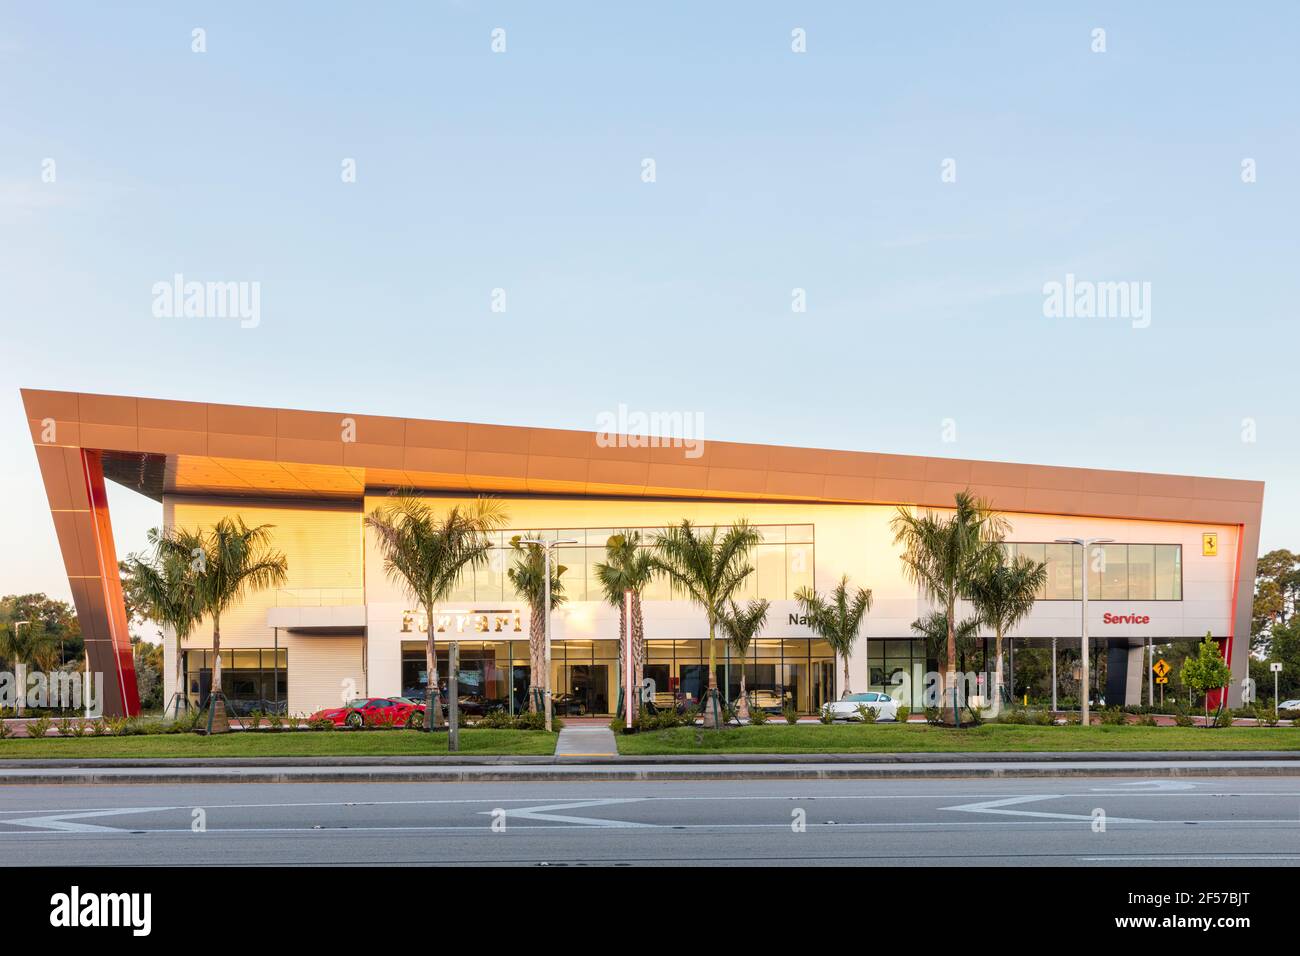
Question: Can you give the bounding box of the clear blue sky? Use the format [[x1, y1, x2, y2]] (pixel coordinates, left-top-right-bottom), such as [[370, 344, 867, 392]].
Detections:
[[3, 2, 1297, 602]]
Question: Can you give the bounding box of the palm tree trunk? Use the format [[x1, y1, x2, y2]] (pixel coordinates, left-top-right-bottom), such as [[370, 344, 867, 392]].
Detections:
[[993, 629, 1005, 707], [702, 616, 721, 728], [842, 653, 851, 696], [528, 613, 544, 713], [945, 598, 959, 726], [14, 661, 25, 716], [632, 594, 646, 719], [737, 654, 750, 720], [174, 631, 185, 718], [425, 614, 445, 730], [210, 613, 229, 734]]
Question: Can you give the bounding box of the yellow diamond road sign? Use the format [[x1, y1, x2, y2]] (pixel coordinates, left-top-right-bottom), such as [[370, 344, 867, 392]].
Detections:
[[1153, 658, 1171, 678]]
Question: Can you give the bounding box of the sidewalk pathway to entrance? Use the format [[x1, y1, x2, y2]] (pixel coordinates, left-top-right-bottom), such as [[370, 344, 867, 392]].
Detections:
[[555, 720, 618, 757]]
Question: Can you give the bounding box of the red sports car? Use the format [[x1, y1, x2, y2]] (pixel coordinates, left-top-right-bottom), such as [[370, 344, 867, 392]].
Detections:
[[308, 697, 426, 729]]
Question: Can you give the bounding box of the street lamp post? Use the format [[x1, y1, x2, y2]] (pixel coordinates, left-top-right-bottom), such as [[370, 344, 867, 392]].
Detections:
[[1056, 537, 1113, 727], [519, 537, 577, 733]]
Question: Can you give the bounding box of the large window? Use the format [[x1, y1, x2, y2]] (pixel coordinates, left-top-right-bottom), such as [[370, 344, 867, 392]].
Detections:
[[1003, 542, 1182, 601], [445, 524, 815, 604], [184, 648, 287, 714]]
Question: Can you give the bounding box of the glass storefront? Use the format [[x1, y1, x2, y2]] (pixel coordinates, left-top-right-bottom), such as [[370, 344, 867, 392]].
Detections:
[[866, 639, 928, 708], [183, 648, 287, 715], [1004, 542, 1182, 601], [647, 637, 836, 714], [399, 637, 839, 716]]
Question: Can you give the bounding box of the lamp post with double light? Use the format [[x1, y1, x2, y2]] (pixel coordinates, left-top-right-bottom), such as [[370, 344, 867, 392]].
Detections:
[[1056, 537, 1113, 726], [518, 537, 577, 732]]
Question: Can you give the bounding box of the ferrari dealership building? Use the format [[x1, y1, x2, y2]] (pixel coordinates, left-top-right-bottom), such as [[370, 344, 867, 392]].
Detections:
[[22, 389, 1265, 718]]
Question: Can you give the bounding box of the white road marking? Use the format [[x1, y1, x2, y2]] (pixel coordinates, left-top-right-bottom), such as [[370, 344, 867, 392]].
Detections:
[[2, 806, 184, 833], [1090, 781, 1198, 791], [477, 798, 655, 828], [940, 794, 1149, 822]]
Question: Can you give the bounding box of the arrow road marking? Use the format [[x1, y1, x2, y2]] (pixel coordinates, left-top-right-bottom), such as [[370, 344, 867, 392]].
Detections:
[[1, 806, 183, 833], [477, 798, 655, 828], [1090, 781, 1197, 792], [939, 795, 1148, 823]]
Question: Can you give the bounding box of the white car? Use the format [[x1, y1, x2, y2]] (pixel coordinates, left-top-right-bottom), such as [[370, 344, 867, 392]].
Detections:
[[1278, 699, 1300, 712], [822, 692, 899, 721]]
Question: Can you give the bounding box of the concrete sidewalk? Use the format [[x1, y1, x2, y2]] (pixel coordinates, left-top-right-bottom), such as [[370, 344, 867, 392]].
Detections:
[[554, 724, 618, 757], [1, 751, 1299, 785]]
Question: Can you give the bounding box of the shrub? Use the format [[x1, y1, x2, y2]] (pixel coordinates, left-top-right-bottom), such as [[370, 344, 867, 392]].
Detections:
[[1210, 708, 1234, 728], [245, 710, 263, 731], [923, 707, 944, 726], [307, 717, 335, 731], [1033, 709, 1057, 726], [1099, 707, 1127, 726], [29, 715, 54, 739], [284, 714, 302, 731], [748, 706, 770, 725], [895, 705, 911, 724], [1061, 711, 1082, 725], [1256, 705, 1280, 728], [70, 718, 89, 738], [56, 717, 75, 737], [855, 704, 879, 724], [1135, 713, 1158, 727], [999, 708, 1029, 725], [818, 705, 835, 725], [783, 705, 799, 725], [1173, 711, 1195, 728], [0, 720, 10, 739]]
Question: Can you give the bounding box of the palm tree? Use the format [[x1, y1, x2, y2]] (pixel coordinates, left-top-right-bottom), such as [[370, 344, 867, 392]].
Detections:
[[507, 536, 569, 712], [650, 520, 761, 728], [0, 619, 55, 715], [593, 530, 655, 717], [911, 610, 982, 673], [891, 489, 1008, 723], [367, 495, 506, 731], [795, 575, 872, 697], [717, 598, 770, 720], [156, 517, 288, 734], [968, 553, 1048, 705], [124, 528, 204, 718]]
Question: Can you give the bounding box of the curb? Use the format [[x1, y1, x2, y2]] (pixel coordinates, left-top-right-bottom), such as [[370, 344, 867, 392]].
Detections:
[[2, 758, 1300, 785], [0, 749, 1296, 769]]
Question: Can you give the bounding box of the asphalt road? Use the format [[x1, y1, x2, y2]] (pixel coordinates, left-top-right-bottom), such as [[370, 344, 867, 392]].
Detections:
[[1, 776, 1298, 866]]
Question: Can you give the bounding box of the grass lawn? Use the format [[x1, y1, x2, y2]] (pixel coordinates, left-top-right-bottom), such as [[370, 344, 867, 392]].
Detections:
[[614, 723, 1300, 755], [0, 729, 558, 759]]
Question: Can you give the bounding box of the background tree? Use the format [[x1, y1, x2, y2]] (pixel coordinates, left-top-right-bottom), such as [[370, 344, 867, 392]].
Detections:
[[892, 490, 1008, 723], [968, 554, 1048, 704], [508, 536, 568, 713], [651, 520, 760, 728], [593, 530, 655, 717], [0, 594, 81, 668], [156, 517, 288, 733], [367, 495, 505, 731], [0, 618, 55, 714], [795, 576, 872, 698], [1180, 633, 1233, 726], [1253, 549, 1299, 656], [717, 598, 770, 719]]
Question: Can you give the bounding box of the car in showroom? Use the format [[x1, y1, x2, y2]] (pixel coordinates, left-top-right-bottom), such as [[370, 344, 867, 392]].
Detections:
[[821, 691, 900, 721], [308, 697, 426, 729]]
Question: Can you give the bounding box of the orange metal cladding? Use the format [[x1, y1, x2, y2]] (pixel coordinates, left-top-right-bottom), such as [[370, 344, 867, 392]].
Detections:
[[81, 449, 140, 715], [21, 388, 1267, 716]]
